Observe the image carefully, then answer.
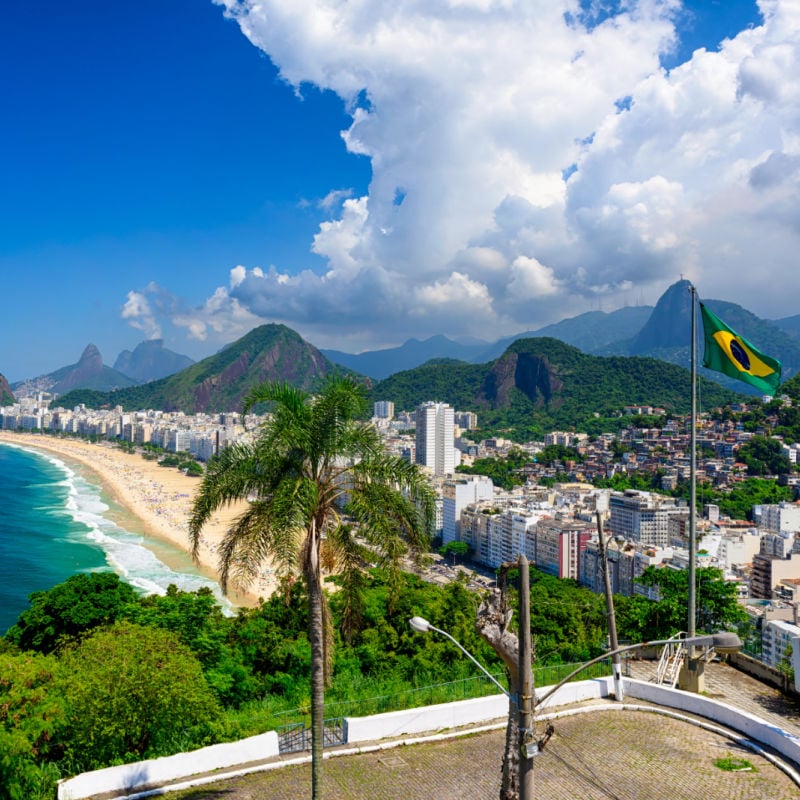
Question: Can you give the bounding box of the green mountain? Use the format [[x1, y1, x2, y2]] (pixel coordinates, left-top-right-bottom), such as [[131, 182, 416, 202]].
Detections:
[[0, 374, 14, 405], [371, 337, 740, 435], [57, 324, 339, 413]]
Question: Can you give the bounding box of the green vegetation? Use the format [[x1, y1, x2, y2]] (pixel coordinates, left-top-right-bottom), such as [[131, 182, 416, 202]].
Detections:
[[59, 622, 220, 769], [615, 567, 747, 642], [1, 559, 745, 798], [714, 754, 756, 772], [736, 435, 793, 475], [372, 338, 740, 440], [456, 447, 531, 490]]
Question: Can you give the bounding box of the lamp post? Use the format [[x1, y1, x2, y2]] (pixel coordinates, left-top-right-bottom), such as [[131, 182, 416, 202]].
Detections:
[[411, 614, 741, 800], [408, 615, 513, 701], [535, 631, 742, 710]]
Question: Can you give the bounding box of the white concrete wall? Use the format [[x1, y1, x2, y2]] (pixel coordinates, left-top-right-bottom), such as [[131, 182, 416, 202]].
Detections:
[[57, 674, 800, 800], [57, 731, 279, 800], [346, 678, 611, 742]]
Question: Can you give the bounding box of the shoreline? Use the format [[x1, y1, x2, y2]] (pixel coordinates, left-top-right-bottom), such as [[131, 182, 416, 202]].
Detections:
[[0, 432, 275, 608]]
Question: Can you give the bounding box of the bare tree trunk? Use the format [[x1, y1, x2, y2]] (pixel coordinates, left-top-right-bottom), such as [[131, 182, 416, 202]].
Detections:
[[307, 522, 325, 800], [476, 585, 520, 800]]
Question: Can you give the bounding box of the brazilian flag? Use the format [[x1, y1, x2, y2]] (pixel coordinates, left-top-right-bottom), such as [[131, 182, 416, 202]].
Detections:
[[700, 303, 781, 395]]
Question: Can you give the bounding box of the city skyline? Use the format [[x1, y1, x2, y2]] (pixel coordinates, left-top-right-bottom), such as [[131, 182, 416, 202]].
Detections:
[[4, 0, 796, 383]]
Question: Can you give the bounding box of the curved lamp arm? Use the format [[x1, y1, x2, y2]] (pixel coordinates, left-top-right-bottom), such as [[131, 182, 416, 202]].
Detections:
[[409, 616, 514, 704]]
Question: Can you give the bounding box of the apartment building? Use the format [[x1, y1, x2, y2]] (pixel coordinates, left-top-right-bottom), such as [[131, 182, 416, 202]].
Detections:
[[441, 475, 494, 545], [761, 619, 800, 670], [608, 490, 684, 548], [533, 517, 594, 581], [415, 402, 456, 476]]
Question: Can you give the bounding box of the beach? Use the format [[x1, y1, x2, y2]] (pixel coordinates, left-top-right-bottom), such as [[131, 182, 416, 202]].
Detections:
[[0, 432, 276, 607]]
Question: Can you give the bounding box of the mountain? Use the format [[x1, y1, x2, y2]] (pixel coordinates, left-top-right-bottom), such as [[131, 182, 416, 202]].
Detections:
[[478, 306, 653, 362], [57, 324, 339, 414], [114, 339, 195, 383], [0, 374, 14, 405], [322, 335, 490, 379], [371, 337, 740, 435], [618, 279, 800, 392], [11, 345, 139, 395], [772, 314, 800, 341], [321, 308, 651, 379]]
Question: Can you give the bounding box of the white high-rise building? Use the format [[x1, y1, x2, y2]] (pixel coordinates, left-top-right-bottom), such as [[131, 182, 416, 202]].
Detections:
[[441, 475, 494, 544], [415, 402, 457, 476], [373, 400, 395, 420], [608, 490, 683, 548]]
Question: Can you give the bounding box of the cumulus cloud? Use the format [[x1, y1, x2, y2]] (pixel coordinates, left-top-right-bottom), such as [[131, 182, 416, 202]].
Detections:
[[121, 288, 161, 339], [136, 0, 800, 352]]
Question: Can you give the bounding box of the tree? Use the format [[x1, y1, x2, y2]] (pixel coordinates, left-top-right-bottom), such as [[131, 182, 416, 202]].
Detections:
[[737, 435, 793, 476], [0, 652, 63, 800], [189, 376, 435, 800], [59, 622, 219, 768], [5, 573, 137, 654], [616, 566, 746, 642]]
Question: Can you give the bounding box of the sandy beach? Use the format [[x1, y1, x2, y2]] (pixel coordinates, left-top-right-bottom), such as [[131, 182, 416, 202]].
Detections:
[[0, 432, 276, 607]]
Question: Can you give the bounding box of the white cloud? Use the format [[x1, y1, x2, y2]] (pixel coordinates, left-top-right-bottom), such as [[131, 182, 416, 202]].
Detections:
[[146, 1, 800, 351], [121, 290, 161, 339]]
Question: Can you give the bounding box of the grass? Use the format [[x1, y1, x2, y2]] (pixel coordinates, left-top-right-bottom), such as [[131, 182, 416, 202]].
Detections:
[[714, 753, 756, 772]]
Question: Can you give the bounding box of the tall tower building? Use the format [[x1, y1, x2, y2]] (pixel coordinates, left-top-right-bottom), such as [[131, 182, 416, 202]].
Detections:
[[415, 401, 456, 476]]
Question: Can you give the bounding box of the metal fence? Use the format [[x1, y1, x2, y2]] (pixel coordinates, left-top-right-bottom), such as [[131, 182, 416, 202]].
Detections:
[[268, 658, 612, 733]]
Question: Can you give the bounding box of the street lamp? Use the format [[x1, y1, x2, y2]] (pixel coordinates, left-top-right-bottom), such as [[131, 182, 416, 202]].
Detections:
[[408, 616, 513, 701], [535, 631, 742, 710]]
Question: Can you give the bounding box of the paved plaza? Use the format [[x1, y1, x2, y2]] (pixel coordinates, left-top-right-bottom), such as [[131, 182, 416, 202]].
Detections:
[[161, 662, 800, 800]]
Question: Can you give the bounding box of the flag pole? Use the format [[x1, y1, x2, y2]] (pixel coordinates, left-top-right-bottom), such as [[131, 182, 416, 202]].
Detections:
[[689, 284, 697, 640], [678, 283, 702, 691]]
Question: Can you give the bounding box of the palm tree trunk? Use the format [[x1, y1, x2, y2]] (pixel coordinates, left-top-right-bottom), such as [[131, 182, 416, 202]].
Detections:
[[307, 521, 326, 800]]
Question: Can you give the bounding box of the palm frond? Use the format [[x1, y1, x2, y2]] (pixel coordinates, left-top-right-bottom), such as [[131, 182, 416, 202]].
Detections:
[[326, 524, 370, 643]]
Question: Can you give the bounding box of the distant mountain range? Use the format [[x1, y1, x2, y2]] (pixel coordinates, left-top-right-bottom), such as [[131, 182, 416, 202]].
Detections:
[[322, 279, 800, 393], [11, 344, 138, 396], [10, 340, 195, 398], [54, 322, 741, 438], [113, 339, 195, 383], [5, 280, 798, 416], [57, 324, 337, 414]]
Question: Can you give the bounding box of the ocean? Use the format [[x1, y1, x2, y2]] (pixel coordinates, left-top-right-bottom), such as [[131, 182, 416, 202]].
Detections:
[[0, 442, 233, 634]]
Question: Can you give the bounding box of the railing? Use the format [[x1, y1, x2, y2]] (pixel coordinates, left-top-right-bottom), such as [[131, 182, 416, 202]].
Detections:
[[267, 659, 612, 731]]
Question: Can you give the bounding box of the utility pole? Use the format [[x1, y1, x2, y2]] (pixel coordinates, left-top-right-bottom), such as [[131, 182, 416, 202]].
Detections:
[[596, 511, 622, 700], [518, 554, 534, 800]]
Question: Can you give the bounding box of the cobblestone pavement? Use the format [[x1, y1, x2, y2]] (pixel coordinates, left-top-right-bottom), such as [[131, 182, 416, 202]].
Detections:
[[161, 662, 800, 800], [627, 659, 800, 735], [169, 713, 798, 800]]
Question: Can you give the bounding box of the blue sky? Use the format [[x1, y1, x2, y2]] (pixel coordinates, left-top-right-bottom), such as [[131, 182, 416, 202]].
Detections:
[[4, 0, 793, 383]]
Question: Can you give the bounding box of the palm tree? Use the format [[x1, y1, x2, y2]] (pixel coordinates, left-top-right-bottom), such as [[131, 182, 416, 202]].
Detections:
[[188, 376, 434, 799]]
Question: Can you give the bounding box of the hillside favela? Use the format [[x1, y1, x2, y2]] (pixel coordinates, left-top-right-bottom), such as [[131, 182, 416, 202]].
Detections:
[[5, 3, 800, 800]]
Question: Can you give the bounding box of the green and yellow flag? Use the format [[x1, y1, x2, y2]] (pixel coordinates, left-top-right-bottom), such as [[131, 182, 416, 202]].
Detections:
[[700, 303, 781, 395]]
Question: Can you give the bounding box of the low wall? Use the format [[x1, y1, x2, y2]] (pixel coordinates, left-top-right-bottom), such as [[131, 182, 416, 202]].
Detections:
[[729, 651, 795, 694], [346, 677, 611, 743], [58, 673, 800, 799], [57, 731, 279, 800]]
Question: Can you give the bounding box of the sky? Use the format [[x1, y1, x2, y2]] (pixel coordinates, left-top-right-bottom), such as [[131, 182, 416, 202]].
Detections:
[[3, 0, 797, 383]]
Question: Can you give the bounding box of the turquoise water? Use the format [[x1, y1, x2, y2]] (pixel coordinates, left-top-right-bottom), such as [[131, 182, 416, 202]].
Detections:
[[0, 442, 232, 634]]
